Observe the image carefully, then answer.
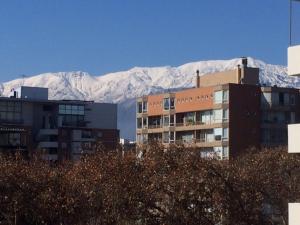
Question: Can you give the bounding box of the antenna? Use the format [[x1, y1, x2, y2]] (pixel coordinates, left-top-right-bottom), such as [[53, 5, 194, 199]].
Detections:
[[289, 0, 300, 46], [20, 74, 26, 86]]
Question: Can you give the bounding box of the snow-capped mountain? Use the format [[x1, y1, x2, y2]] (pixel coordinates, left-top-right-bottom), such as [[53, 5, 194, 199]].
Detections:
[[1, 57, 299, 140]]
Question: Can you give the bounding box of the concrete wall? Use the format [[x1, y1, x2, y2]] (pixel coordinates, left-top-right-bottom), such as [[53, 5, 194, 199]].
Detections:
[[199, 70, 238, 87], [288, 45, 300, 76], [229, 84, 261, 157], [288, 124, 300, 153], [85, 103, 117, 129], [289, 203, 300, 225], [198, 67, 259, 88], [22, 102, 34, 126], [17, 86, 48, 100]]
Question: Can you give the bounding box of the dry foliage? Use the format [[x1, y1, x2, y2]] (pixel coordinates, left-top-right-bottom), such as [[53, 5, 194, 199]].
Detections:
[[0, 144, 299, 225]]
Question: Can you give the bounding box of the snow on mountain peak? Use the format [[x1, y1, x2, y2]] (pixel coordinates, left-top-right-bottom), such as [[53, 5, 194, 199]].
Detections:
[[1, 57, 300, 139]]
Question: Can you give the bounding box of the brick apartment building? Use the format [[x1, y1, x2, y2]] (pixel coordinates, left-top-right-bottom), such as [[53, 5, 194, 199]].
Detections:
[[0, 86, 119, 161], [136, 59, 300, 159]]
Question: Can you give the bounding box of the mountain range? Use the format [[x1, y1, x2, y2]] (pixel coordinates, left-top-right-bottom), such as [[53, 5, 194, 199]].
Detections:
[[1, 57, 300, 140]]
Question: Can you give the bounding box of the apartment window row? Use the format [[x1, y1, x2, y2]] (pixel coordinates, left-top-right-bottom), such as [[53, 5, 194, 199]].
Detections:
[[176, 127, 228, 143], [137, 101, 148, 113], [0, 101, 22, 112], [261, 128, 287, 144], [144, 109, 229, 129], [261, 92, 296, 107], [61, 115, 85, 127], [140, 127, 228, 145], [59, 104, 85, 115], [0, 132, 24, 147], [262, 111, 296, 124], [200, 147, 229, 160], [214, 90, 229, 104], [180, 109, 229, 125], [0, 101, 22, 122]]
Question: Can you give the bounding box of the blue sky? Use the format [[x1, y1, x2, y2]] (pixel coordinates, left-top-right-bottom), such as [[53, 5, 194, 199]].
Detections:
[[0, 0, 299, 82]]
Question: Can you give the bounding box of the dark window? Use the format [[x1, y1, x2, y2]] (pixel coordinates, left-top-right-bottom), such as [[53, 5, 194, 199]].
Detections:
[[137, 102, 143, 113], [59, 104, 84, 115], [0, 101, 22, 123], [170, 98, 175, 109], [82, 130, 92, 138], [48, 148, 58, 155], [164, 98, 170, 110], [62, 115, 85, 127], [279, 93, 284, 105]]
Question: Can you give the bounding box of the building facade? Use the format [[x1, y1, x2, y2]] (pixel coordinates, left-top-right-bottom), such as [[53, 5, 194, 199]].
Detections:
[[0, 86, 119, 161], [136, 61, 300, 159]]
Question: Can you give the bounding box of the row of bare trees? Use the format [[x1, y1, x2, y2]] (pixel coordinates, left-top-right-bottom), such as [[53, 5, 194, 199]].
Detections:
[[0, 143, 300, 225]]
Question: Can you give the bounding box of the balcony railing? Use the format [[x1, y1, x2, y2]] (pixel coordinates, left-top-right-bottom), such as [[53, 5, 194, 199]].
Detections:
[[175, 119, 228, 127], [175, 137, 228, 145], [148, 124, 163, 129]]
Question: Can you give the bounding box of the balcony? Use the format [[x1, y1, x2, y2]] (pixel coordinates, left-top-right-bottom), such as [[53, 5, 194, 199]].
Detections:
[[175, 119, 228, 131], [0, 119, 24, 125], [148, 124, 163, 129], [41, 154, 58, 161], [37, 129, 58, 137], [38, 142, 58, 149]]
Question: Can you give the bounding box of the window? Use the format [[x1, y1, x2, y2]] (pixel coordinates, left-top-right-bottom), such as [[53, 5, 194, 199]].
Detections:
[[223, 90, 229, 102], [0, 101, 22, 122], [82, 130, 92, 139], [143, 117, 148, 128], [137, 118, 142, 129], [214, 128, 222, 141], [214, 91, 223, 104], [185, 112, 195, 124], [170, 98, 175, 109], [163, 132, 169, 143], [284, 93, 290, 106], [142, 101, 148, 113], [136, 134, 142, 144], [163, 115, 169, 127], [137, 102, 143, 113], [164, 98, 170, 110], [290, 94, 296, 105], [213, 109, 222, 123], [222, 147, 229, 159], [61, 115, 84, 127], [200, 148, 214, 159], [59, 104, 85, 115], [223, 128, 229, 140], [223, 109, 229, 121], [272, 93, 279, 105], [9, 133, 21, 146], [170, 132, 175, 142], [170, 115, 175, 126], [291, 112, 296, 123], [182, 133, 194, 143], [261, 92, 271, 106], [142, 134, 148, 144], [214, 90, 228, 104], [213, 147, 223, 158], [279, 92, 284, 105], [200, 111, 213, 124]]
